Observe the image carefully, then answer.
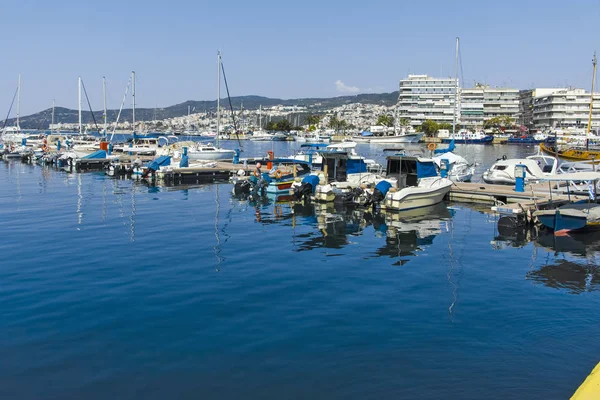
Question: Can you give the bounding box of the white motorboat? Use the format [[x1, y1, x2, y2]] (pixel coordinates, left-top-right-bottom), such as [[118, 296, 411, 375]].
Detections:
[[249, 130, 274, 141], [432, 151, 474, 182], [352, 131, 423, 144], [375, 154, 453, 211], [483, 154, 558, 185], [188, 143, 235, 161]]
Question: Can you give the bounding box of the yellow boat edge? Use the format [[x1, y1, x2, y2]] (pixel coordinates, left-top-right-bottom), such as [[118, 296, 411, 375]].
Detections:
[[571, 361, 600, 399]]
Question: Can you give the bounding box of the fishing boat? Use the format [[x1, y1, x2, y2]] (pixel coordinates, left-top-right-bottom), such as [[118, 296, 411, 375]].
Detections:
[[482, 154, 558, 185], [533, 172, 600, 234], [309, 148, 397, 203], [507, 133, 556, 145], [540, 142, 600, 162]]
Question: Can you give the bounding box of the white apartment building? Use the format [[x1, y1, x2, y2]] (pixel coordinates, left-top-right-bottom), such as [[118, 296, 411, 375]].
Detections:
[[398, 75, 519, 129], [532, 88, 600, 130], [397, 75, 458, 127]]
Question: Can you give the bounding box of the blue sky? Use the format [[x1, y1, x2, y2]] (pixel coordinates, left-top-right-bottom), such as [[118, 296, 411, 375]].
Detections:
[[1, 0, 599, 115]]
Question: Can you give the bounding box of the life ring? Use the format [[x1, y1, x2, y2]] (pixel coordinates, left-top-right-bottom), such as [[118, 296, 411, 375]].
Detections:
[[274, 170, 283, 179], [427, 143, 437, 151]]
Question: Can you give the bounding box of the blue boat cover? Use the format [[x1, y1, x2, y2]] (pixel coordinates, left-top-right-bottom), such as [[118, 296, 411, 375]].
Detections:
[[361, 131, 374, 136], [179, 154, 189, 168], [434, 139, 456, 154], [375, 180, 392, 196], [302, 175, 320, 193], [82, 150, 107, 159], [417, 161, 438, 178], [261, 172, 272, 183], [347, 159, 367, 174], [146, 155, 171, 170]]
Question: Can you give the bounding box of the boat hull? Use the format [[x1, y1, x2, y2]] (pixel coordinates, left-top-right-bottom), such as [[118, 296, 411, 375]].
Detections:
[[354, 133, 424, 144], [441, 136, 493, 144], [188, 151, 235, 161], [383, 179, 453, 211]]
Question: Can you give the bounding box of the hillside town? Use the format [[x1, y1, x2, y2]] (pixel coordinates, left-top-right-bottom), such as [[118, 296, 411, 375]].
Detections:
[[44, 72, 600, 138]]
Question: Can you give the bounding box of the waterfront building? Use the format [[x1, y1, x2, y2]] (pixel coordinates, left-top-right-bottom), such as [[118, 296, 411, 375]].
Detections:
[[517, 88, 563, 129], [397, 75, 458, 127], [532, 88, 600, 130], [461, 84, 519, 129]]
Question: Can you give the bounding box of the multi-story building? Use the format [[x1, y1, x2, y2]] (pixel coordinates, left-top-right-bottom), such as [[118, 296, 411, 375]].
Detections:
[[398, 75, 519, 129], [397, 74, 458, 127], [532, 88, 600, 130], [517, 88, 563, 129], [460, 84, 519, 129]]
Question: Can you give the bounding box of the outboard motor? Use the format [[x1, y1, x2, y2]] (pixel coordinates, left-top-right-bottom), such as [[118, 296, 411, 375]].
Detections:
[[293, 175, 320, 202], [233, 179, 253, 196], [342, 187, 365, 204], [365, 180, 392, 212]]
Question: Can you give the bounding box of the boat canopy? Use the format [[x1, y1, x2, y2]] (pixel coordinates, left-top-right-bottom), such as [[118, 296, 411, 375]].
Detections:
[[540, 172, 600, 181], [432, 152, 467, 166], [416, 161, 438, 178], [347, 158, 367, 174], [82, 150, 107, 159], [361, 131, 373, 136], [146, 155, 171, 170]]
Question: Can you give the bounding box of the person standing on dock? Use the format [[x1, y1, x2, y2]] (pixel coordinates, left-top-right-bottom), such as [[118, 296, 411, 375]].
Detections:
[[255, 162, 262, 177]]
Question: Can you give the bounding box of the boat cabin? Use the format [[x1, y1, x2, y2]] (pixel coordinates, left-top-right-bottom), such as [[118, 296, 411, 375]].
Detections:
[[385, 155, 439, 188], [319, 150, 369, 182]]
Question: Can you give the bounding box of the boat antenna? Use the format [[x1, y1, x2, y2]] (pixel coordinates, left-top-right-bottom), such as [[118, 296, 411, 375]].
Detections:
[[1, 86, 19, 133], [80, 79, 100, 134], [587, 51, 597, 135], [220, 59, 243, 150]]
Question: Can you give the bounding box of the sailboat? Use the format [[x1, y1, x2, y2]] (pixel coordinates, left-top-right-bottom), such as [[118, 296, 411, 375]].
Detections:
[[188, 51, 236, 161], [2, 74, 25, 142], [540, 52, 599, 160]]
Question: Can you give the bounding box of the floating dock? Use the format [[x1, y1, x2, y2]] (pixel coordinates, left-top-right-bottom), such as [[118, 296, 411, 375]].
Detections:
[[449, 182, 590, 219], [155, 161, 252, 185]]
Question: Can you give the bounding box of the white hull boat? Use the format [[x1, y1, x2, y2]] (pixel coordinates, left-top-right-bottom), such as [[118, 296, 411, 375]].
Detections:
[[188, 144, 235, 161], [383, 177, 453, 211]]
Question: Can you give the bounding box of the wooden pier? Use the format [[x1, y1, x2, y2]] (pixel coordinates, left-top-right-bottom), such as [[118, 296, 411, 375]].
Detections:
[[155, 161, 252, 185], [449, 182, 589, 218]]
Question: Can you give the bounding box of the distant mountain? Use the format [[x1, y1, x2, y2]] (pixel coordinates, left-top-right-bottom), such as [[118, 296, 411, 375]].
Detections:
[[2, 92, 399, 129]]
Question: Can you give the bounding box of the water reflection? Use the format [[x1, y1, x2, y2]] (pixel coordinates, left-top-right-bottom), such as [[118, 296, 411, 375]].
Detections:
[[527, 259, 600, 294], [233, 189, 455, 264], [369, 204, 454, 261], [491, 217, 600, 293]]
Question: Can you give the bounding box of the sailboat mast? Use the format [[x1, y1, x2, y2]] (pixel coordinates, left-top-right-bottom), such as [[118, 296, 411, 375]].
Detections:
[[16, 73, 21, 130], [103, 76, 108, 136], [259, 105, 262, 129], [78, 76, 82, 135], [51, 99, 55, 131], [452, 37, 459, 136], [217, 51, 221, 148], [587, 52, 597, 134], [132, 71, 136, 133]]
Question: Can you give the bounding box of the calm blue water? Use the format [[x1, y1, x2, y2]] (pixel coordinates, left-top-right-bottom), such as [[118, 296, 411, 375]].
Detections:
[[1, 143, 599, 399]]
